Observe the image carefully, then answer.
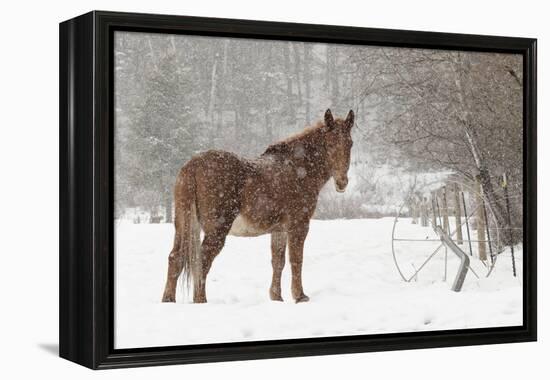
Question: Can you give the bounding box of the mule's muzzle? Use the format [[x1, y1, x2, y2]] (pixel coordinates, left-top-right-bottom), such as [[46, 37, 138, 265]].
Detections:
[[335, 177, 348, 193]]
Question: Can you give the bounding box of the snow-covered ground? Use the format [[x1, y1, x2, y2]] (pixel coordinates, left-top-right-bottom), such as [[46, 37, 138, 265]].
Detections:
[[114, 217, 523, 349]]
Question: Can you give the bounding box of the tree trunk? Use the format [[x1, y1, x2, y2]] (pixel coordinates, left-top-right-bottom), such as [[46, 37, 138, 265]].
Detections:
[[215, 40, 230, 135], [303, 44, 312, 125], [325, 46, 331, 94], [264, 44, 273, 142], [164, 195, 173, 224], [325, 45, 339, 107], [207, 52, 219, 125], [284, 43, 295, 125], [464, 126, 512, 243], [146, 36, 159, 72], [330, 52, 339, 107], [293, 45, 303, 105]]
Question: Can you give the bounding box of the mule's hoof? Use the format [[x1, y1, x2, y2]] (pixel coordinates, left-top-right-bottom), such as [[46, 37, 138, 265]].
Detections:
[[193, 298, 207, 304], [269, 290, 283, 302], [162, 295, 175, 303], [295, 294, 310, 303]]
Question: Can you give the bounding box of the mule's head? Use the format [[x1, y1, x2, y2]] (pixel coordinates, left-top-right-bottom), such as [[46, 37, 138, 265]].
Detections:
[[323, 109, 354, 193]]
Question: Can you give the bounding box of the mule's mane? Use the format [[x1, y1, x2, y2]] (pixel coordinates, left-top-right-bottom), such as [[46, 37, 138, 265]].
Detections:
[[262, 121, 325, 156]]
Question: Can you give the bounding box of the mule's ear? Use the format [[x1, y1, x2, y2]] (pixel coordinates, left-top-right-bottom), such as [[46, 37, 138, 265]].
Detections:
[[324, 109, 335, 130], [345, 110, 355, 128]]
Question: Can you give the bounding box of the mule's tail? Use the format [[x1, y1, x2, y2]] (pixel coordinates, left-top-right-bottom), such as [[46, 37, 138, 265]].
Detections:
[[176, 167, 202, 300], [162, 165, 202, 303]]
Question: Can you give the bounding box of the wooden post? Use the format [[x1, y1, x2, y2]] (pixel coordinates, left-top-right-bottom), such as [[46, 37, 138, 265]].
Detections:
[[411, 197, 418, 224], [440, 188, 449, 282], [502, 173, 517, 277], [453, 183, 463, 244], [441, 186, 450, 234], [421, 197, 428, 227], [483, 202, 494, 263], [474, 176, 487, 261], [462, 192, 474, 256], [431, 192, 438, 230]]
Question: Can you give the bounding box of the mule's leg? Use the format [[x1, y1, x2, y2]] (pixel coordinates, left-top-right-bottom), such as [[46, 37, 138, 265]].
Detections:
[[288, 225, 310, 303], [269, 232, 287, 301], [162, 232, 182, 302], [193, 231, 227, 303], [270, 232, 286, 301]]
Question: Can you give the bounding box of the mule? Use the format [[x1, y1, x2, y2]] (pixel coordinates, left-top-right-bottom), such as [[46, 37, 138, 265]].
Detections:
[[161, 109, 355, 303]]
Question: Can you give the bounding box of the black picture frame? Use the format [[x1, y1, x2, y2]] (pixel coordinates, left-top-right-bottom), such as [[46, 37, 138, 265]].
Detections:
[[59, 10, 537, 369]]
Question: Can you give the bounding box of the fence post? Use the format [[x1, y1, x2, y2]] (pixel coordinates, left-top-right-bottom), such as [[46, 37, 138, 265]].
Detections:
[[420, 197, 428, 227], [442, 186, 450, 234], [431, 192, 438, 230], [475, 176, 487, 261], [453, 183, 463, 244], [483, 201, 494, 264], [411, 196, 419, 224], [502, 173, 517, 277], [462, 191, 474, 256]]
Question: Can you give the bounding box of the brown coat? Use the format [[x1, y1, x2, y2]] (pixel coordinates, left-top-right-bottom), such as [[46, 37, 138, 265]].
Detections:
[[162, 109, 354, 303]]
